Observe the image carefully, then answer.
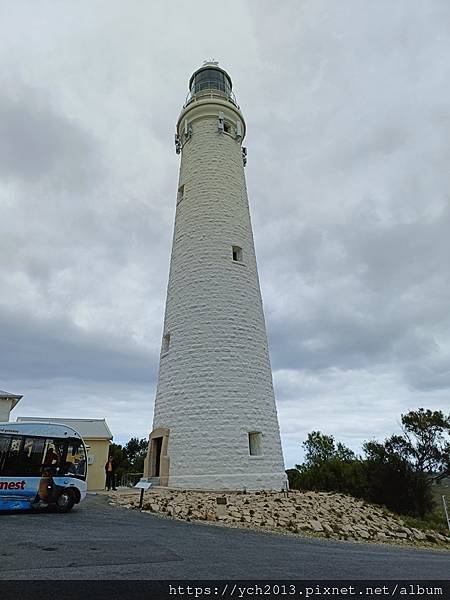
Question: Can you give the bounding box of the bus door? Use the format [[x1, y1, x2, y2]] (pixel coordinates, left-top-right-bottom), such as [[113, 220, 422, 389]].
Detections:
[[42, 439, 62, 474]]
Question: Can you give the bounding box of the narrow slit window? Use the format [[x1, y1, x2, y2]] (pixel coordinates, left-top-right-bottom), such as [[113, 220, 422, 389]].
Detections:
[[232, 246, 243, 262], [177, 185, 184, 204], [248, 432, 262, 456], [223, 121, 231, 134], [162, 333, 170, 354]]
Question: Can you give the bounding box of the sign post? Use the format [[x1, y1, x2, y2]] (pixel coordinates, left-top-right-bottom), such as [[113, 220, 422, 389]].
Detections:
[[216, 496, 227, 519], [443, 495, 450, 532], [134, 480, 152, 509]]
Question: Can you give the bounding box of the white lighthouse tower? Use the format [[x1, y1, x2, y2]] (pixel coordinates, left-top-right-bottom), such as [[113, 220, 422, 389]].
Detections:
[[144, 62, 286, 490]]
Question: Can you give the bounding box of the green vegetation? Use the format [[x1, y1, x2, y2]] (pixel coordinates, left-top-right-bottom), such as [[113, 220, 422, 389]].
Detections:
[[108, 437, 148, 481], [403, 508, 449, 536], [287, 409, 449, 525]]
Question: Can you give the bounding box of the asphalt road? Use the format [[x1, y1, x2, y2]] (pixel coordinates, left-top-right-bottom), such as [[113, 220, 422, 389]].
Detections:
[[0, 494, 448, 580]]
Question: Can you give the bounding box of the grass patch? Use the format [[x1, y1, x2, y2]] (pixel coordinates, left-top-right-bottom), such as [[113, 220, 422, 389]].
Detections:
[[403, 507, 449, 536]]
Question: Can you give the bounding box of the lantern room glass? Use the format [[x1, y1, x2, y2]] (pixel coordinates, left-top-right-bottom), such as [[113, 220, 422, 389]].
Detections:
[[190, 68, 232, 96]]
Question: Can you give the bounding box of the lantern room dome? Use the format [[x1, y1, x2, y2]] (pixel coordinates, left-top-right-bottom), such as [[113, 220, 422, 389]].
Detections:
[[185, 62, 237, 107], [189, 62, 232, 95]]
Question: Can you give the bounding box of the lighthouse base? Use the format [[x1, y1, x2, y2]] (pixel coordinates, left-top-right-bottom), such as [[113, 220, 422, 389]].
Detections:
[[166, 471, 288, 492]]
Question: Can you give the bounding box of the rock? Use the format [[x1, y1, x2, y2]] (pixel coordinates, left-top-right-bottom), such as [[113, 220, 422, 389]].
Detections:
[[340, 524, 354, 534], [309, 520, 324, 532], [358, 529, 370, 539], [107, 488, 447, 549], [411, 528, 426, 541]]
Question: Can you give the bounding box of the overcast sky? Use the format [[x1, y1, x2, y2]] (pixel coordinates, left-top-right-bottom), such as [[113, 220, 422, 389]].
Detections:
[[1, 1, 449, 467]]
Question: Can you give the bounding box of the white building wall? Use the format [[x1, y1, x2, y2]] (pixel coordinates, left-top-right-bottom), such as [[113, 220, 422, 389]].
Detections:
[[152, 91, 286, 490], [0, 399, 13, 422]]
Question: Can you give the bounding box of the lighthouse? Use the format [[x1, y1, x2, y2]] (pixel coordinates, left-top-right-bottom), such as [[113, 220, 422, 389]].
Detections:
[[144, 62, 286, 490]]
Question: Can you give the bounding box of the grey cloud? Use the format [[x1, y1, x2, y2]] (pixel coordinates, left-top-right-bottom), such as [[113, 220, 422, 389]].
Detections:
[[261, 202, 449, 392], [404, 357, 450, 392], [0, 307, 157, 386], [267, 307, 428, 373], [0, 87, 102, 189], [1, 0, 449, 453], [344, 127, 411, 164], [346, 206, 450, 295]]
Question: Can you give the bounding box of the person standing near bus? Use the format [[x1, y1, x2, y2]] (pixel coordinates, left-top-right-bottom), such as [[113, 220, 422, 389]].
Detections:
[[104, 456, 117, 491]]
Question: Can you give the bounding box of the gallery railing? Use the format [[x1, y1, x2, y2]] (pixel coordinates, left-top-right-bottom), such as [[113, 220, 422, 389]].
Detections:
[[119, 472, 144, 488], [184, 81, 239, 108]]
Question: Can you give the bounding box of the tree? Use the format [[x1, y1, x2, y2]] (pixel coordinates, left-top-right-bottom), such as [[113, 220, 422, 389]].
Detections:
[[361, 409, 449, 517], [106, 438, 148, 485], [288, 409, 449, 518], [286, 468, 302, 490], [400, 408, 450, 479], [297, 431, 356, 469], [123, 437, 148, 473], [288, 431, 363, 496], [107, 442, 130, 481], [362, 437, 433, 517]]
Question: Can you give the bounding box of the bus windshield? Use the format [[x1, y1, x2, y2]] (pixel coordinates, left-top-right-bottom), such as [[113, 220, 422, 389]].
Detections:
[[0, 435, 87, 480]]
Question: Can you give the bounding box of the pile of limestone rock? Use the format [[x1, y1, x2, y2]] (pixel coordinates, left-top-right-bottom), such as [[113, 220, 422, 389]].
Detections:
[[111, 488, 450, 549]]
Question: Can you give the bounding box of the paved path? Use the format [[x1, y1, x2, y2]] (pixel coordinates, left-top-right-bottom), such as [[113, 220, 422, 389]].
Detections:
[[0, 494, 448, 580]]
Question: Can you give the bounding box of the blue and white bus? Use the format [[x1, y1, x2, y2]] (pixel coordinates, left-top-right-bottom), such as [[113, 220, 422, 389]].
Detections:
[[0, 421, 87, 512]]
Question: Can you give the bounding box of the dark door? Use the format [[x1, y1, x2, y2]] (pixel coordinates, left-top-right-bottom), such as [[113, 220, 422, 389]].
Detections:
[[154, 437, 163, 477]]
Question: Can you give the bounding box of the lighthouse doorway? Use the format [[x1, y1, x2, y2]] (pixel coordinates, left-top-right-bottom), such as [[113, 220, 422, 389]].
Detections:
[[154, 437, 163, 477], [144, 427, 170, 486]]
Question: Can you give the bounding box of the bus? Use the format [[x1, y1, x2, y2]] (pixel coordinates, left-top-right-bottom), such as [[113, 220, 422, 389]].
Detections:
[[0, 421, 88, 513]]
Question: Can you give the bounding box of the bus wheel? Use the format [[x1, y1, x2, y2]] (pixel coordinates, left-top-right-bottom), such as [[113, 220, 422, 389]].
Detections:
[[55, 489, 75, 513]]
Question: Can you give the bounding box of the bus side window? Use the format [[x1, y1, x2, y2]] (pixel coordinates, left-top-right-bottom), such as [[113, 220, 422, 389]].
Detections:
[[65, 441, 86, 477], [2, 437, 23, 477], [0, 435, 11, 475], [22, 438, 46, 476]]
